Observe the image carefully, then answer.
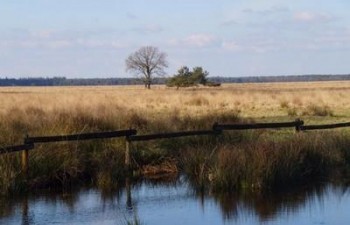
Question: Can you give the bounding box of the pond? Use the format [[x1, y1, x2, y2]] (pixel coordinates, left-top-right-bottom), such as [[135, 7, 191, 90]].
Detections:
[[1, 177, 350, 225]]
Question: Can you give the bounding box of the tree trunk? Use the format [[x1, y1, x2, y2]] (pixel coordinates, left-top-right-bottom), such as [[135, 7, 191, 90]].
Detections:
[[145, 76, 151, 89]]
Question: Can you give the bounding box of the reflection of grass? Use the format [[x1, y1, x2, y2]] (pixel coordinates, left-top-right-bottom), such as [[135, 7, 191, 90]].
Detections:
[[126, 218, 143, 225], [124, 214, 145, 225], [1, 82, 350, 195], [212, 181, 333, 221]]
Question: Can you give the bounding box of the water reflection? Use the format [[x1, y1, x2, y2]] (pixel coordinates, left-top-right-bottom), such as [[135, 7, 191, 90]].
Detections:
[[211, 185, 326, 222], [0, 177, 349, 225], [21, 196, 30, 225]]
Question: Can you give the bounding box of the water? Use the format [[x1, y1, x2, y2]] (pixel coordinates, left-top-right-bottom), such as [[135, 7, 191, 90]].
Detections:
[[1, 177, 350, 225]]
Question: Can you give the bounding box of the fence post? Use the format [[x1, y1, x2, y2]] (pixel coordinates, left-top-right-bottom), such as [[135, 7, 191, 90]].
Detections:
[[22, 134, 31, 180], [125, 138, 131, 172], [295, 118, 303, 132], [21, 149, 29, 179], [212, 122, 219, 132]]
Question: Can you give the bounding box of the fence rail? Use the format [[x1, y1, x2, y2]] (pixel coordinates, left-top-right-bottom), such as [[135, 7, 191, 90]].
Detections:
[[3, 119, 350, 155], [300, 122, 350, 131], [0, 143, 34, 154], [213, 120, 304, 131], [2, 118, 350, 176], [24, 129, 137, 144], [128, 130, 220, 142]]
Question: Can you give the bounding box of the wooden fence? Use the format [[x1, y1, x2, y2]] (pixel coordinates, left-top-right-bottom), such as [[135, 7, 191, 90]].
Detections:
[[1, 118, 350, 177]]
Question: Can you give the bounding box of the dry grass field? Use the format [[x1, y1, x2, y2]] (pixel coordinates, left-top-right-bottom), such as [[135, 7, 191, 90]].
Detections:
[[1, 81, 350, 195], [1, 80, 350, 124]]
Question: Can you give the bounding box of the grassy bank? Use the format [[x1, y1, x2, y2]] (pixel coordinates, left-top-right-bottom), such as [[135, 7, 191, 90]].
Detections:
[[181, 131, 350, 192], [1, 83, 350, 195], [0, 104, 240, 195]]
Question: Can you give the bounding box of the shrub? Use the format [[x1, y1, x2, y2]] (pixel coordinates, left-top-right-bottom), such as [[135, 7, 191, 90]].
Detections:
[[287, 107, 298, 116], [185, 96, 210, 106], [303, 104, 334, 116], [279, 100, 289, 109]]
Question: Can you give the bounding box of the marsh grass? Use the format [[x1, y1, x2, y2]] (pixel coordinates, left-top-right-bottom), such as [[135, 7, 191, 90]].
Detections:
[[302, 104, 334, 117], [1, 83, 350, 195], [201, 132, 347, 192], [0, 154, 25, 194], [0, 104, 240, 195]]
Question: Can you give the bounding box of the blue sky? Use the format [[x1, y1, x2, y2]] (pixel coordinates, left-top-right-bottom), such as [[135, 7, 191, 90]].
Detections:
[[1, 0, 350, 78]]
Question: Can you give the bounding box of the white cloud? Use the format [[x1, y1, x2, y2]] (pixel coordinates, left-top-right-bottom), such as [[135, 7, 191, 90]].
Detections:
[[0, 28, 131, 50], [221, 19, 237, 26], [222, 41, 240, 51], [30, 29, 56, 39], [46, 40, 72, 49], [242, 6, 290, 15], [293, 11, 334, 23], [221, 37, 287, 53], [170, 34, 218, 48], [111, 41, 129, 49], [76, 39, 103, 48], [132, 24, 163, 34], [73, 39, 129, 49], [184, 34, 216, 47], [0, 37, 129, 50], [18, 40, 39, 48]]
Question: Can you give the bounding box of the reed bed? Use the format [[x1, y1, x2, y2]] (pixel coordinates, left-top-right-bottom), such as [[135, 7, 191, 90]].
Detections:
[[1, 81, 350, 195], [180, 131, 350, 192]]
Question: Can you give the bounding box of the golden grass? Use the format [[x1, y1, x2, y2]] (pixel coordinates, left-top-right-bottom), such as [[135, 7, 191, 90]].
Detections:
[[1, 81, 350, 194], [1, 81, 350, 125]]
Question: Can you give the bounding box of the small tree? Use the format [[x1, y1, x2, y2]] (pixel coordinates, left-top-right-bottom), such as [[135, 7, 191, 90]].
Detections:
[[191, 67, 209, 85], [166, 66, 209, 89], [125, 46, 168, 89]]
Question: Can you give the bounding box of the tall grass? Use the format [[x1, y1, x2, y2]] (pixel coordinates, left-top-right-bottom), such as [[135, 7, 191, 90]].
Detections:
[[0, 103, 240, 195], [184, 131, 349, 192], [0, 154, 25, 194], [1, 83, 350, 195]]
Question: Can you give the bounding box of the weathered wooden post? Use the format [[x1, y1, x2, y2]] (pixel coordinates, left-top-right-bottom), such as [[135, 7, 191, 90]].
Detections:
[[22, 134, 32, 180], [295, 118, 304, 132], [125, 138, 131, 172], [21, 149, 29, 179], [212, 122, 219, 132]]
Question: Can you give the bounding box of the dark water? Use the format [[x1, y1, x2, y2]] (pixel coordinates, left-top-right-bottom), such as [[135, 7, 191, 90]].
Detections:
[[1, 177, 350, 225]]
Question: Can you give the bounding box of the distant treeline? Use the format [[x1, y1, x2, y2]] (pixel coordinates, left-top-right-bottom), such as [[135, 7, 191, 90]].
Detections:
[[0, 77, 163, 86], [209, 74, 350, 83], [1, 74, 350, 86]]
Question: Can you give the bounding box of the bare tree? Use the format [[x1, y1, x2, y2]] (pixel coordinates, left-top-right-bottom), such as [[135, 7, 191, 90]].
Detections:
[[125, 46, 168, 89]]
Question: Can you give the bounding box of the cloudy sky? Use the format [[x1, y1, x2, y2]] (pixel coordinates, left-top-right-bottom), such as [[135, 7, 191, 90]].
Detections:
[[1, 0, 350, 78]]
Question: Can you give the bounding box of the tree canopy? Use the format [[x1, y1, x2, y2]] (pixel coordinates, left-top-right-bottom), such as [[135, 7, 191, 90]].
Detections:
[[166, 66, 211, 88], [125, 46, 168, 89]]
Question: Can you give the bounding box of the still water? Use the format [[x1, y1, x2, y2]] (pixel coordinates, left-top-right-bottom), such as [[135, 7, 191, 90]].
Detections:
[[1, 177, 350, 225]]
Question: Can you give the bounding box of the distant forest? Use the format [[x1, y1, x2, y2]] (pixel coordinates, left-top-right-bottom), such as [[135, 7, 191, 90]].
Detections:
[[1, 74, 350, 86]]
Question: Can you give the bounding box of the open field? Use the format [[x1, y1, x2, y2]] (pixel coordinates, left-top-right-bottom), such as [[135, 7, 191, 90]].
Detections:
[[1, 81, 350, 195], [1, 81, 350, 122]]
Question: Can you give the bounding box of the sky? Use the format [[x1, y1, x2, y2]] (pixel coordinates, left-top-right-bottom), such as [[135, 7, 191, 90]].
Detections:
[[1, 0, 350, 78]]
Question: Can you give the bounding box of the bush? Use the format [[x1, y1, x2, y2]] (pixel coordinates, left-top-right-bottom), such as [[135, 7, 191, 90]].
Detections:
[[302, 104, 334, 116]]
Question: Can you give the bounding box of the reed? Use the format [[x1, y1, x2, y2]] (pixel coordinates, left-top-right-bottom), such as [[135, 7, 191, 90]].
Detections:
[[1, 82, 350, 195], [198, 131, 347, 192]]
